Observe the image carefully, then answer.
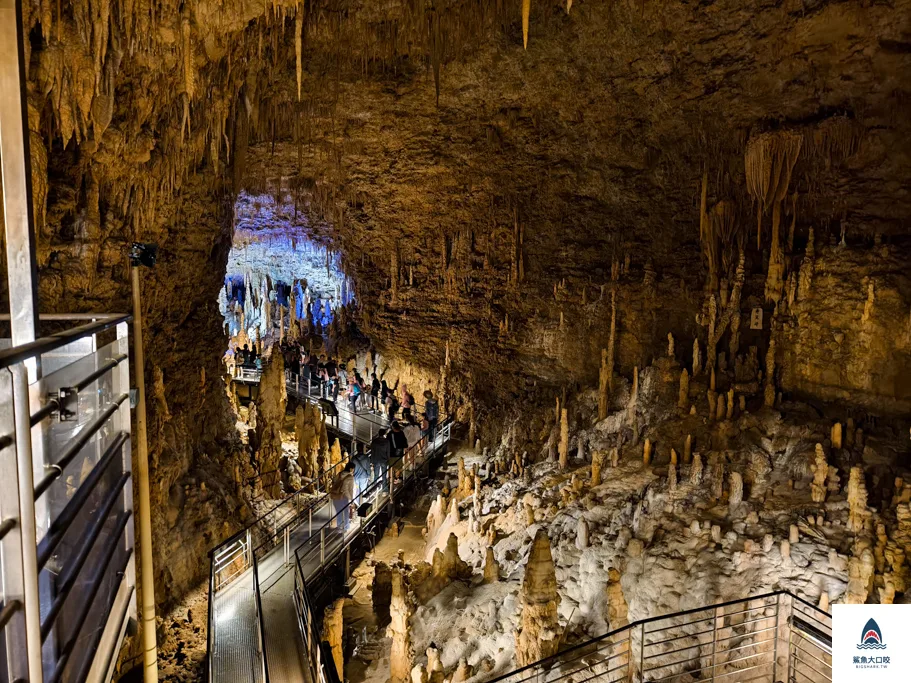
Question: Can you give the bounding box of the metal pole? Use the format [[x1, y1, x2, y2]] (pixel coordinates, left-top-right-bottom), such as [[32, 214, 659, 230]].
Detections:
[[772, 593, 781, 683], [131, 264, 159, 683], [9, 364, 43, 682], [320, 528, 325, 564], [710, 606, 719, 680], [0, 0, 40, 356]]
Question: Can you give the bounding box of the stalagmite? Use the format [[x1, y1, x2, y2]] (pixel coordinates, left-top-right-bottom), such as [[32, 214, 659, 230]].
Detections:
[[781, 540, 791, 565], [255, 354, 287, 498], [690, 453, 703, 484], [728, 472, 743, 513], [726, 389, 734, 419], [515, 530, 561, 667], [389, 567, 415, 683], [763, 339, 776, 408], [610, 448, 619, 468], [831, 423, 843, 449], [558, 408, 569, 469], [606, 568, 628, 628], [322, 598, 345, 680], [789, 524, 800, 544], [847, 466, 870, 533], [607, 289, 617, 394], [576, 518, 590, 549], [684, 434, 692, 464], [692, 339, 702, 376], [678, 369, 689, 410], [598, 348, 610, 420], [811, 444, 828, 503], [484, 546, 501, 583], [591, 449, 604, 486], [643, 438, 652, 466]]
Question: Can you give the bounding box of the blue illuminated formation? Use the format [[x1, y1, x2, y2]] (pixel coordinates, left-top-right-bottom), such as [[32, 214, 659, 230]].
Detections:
[[219, 192, 354, 342], [857, 618, 886, 650]]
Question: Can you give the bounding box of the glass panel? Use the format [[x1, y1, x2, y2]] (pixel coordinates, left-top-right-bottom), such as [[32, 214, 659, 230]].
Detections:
[[30, 336, 129, 541], [41, 517, 129, 683]]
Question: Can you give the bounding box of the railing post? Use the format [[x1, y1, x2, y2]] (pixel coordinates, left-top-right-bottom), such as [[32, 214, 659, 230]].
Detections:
[[320, 527, 325, 565], [772, 592, 781, 683], [309, 507, 313, 536], [246, 528, 253, 568], [284, 526, 291, 567], [639, 622, 645, 683], [710, 606, 719, 681]]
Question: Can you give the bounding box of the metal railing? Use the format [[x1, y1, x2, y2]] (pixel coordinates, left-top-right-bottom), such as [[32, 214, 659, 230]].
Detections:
[[485, 591, 830, 683], [0, 314, 137, 683], [207, 397, 453, 682]]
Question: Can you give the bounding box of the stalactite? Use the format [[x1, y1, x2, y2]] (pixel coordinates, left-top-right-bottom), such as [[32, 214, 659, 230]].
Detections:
[[598, 348, 610, 421], [607, 289, 617, 393], [522, 0, 531, 49]]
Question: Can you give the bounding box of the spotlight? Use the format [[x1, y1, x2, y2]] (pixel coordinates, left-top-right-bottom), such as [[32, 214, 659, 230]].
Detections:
[[129, 242, 158, 268]]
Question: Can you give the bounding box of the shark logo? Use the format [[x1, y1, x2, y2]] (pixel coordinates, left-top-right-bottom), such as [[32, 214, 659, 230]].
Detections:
[[857, 618, 887, 650]]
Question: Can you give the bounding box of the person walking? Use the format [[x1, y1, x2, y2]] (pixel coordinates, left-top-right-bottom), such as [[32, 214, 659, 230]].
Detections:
[[401, 387, 415, 423], [424, 390, 440, 441], [329, 462, 356, 532], [348, 377, 361, 414], [370, 430, 391, 494], [352, 445, 372, 505], [370, 373, 381, 411]]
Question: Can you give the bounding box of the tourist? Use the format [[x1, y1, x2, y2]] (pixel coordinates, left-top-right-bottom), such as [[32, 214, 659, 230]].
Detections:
[[385, 391, 400, 421], [424, 390, 440, 440], [403, 416, 422, 449], [335, 363, 346, 402], [329, 462, 356, 531], [389, 421, 408, 459], [370, 430, 391, 493], [348, 377, 361, 413], [401, 387, 415, 422], [240, 344, 251, 366], [370, 373, 381, 411], [352, 445, 372, 505]]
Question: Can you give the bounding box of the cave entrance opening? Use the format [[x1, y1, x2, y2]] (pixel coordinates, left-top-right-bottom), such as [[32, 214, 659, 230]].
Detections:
[[219, 191, 355, 380]]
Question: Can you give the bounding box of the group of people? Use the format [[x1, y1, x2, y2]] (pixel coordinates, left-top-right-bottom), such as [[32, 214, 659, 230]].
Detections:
[[234, 343, 261, 370], [276, 343, 441, 432], [327, 397, 442, 533]]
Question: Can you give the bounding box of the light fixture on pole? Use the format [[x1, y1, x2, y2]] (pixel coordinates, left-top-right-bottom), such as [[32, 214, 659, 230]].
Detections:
[[129, 242, 160, 683]]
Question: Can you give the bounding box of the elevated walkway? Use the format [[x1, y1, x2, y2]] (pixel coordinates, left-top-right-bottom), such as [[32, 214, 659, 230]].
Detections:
[[208, 415, 454, 683]]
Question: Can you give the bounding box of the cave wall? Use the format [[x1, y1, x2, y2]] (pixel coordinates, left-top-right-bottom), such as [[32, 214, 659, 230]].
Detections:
[[2, 0, 910, 615]]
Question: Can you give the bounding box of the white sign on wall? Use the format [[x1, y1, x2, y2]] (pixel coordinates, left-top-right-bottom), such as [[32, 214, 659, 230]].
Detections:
[[833, 604, 911, 683], [750, 307, 763, 330]]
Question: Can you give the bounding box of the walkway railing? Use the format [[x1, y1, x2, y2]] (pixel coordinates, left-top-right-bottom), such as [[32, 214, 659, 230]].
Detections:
[[485, 590, 830, 683], [0, 314, 137, 683], [207, 408, 453, 682]]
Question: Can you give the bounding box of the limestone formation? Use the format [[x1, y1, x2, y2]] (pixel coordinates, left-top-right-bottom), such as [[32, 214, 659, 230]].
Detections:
[[576, 518, 590, 549], [763, 339, 777, 408], [678, 369, 689, 410], [255, 353, 287, 498], [847, 467, 870, 533], [811, 444, 828, 503], [598, 347, 610, 421], [484, 546, 501, 583], [643, 438, 652, 466], [591, 450, 604, 486], [558, 408, 569, 469], [683, 434, 692, 464], [373, 562, 393, 626], [690, 453, 703, 485], [831, 422, 843, 449], [728, 472, 743, 513], [322, 598, 345, 680], [515, 530, 561, 667], [606, 568, 629, 628], [389, 567, 415, 683]]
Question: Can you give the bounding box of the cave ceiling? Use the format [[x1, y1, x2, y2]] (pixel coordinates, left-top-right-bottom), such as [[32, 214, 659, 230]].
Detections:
[[17, 0, 911, 400]]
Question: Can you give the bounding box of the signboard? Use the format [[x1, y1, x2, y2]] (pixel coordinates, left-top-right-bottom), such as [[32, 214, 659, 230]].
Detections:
[[750, 307, 763, 330]]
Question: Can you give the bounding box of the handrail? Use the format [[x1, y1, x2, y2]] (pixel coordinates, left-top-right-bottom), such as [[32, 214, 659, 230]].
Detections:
[[33, 394, 130, 498], [484, 589, 831, 683], [0, 314, 131, 369]]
